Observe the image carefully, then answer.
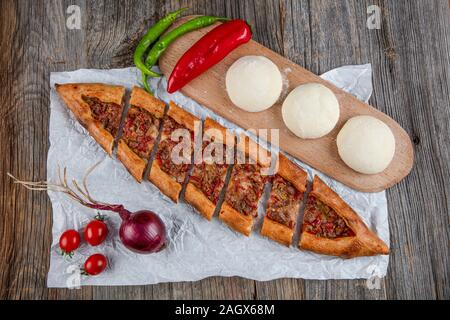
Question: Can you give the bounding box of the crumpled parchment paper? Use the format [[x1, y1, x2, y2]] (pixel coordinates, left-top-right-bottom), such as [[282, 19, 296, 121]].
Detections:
[[46, 64, 388, 287]]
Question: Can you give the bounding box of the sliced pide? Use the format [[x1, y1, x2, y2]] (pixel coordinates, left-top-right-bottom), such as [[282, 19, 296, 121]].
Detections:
[[149, 101, 199, 202], [219, 134, 272, 236], [116, 87, 165, 182], [261, 154, 307, 246], [185, 118, 235, 220], [55, 83, 125, 155], [299, 175, 389, 258]]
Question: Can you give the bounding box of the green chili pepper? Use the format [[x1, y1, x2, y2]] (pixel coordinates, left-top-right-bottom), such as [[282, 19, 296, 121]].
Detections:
[[142, 72, 152, 93], [134, 7, 188, 79], [144, 16, 229, 74], [135, 8, 187, 93]]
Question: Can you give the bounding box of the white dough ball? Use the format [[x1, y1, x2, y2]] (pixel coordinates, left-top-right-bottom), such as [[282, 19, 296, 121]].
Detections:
[[226, 56, 282, 112], [281, 83, 340, 139], [337, 115, 396, 174]]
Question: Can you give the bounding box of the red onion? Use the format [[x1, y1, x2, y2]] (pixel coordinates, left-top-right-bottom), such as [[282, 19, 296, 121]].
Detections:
[[91, 204, 166, 254], [119, 210, 166, 253], [8, 165, 167, 254]]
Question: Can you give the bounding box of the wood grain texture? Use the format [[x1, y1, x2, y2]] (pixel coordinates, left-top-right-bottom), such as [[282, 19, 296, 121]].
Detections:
[[159, 16, 414, 193], [0, 0, 448, 300]]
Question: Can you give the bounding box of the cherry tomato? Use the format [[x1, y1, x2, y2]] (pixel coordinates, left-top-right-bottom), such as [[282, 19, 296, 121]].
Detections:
[[84, 218, 109, 246], [83, 253, 108, 276], [59, 229, 81, 255]]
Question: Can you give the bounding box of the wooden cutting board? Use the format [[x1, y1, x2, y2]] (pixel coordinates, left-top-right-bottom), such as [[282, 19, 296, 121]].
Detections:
[[159, 16, 414, 192]]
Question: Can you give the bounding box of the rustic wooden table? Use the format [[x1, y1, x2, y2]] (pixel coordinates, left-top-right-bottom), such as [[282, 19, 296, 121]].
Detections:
[[0, 0, 448, 300]]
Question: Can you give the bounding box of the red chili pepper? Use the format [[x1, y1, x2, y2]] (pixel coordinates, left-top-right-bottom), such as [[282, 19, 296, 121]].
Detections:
[[190, 175, 201, 183], [209, 178, 220, 197], [167, 19, 252, 93], [325, 222, 334, 232], [234, 180, 240, 192]]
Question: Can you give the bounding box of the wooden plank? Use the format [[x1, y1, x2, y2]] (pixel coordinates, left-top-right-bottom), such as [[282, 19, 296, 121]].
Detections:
[[372, 0, 449, 299], [0, 0, 448, 300], [159, 16, 414, 193]]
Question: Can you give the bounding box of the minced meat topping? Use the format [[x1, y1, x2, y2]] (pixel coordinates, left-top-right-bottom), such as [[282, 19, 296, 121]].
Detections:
[[302, 196, 355, 238], [190, 141, 228, 204], [225, 163, 268, 217], [82, 95, 122, 137], [122, 105, 160, 159], [155, 115, 193, 183], [266, 175, 303, 229]]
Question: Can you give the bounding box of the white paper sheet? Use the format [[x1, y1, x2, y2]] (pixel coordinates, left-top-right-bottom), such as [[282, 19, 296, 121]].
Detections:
[[46, 64, 388, 287]]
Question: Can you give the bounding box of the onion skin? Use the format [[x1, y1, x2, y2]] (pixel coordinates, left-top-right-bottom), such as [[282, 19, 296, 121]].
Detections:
[[119, 210, 166, 254]]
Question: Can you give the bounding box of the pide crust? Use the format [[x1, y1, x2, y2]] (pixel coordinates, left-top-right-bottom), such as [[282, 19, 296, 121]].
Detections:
[[299, 175, 389, 258], [55, 83, 125, 155], [116, 140, 146, 183], [261, 154, 307, 246], [166, 101, 199, 132], [129, 86, 165, 118], [219, 202, 253, 236], [149, 102, 200, 202], [299, 233, 383, 257], [219, 134, 271, 236], [185, 118, 233, 221], [148, 161, 182, 203], [260, 217, 294, 247], [184, 183, 216, 220], [117, 87, 165, 182], [276, 154, 308, 193]]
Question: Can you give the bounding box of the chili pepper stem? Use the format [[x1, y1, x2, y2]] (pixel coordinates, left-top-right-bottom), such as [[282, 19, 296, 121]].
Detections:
[[141, 72, 153, 94], [141, 67, 162, 77]]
